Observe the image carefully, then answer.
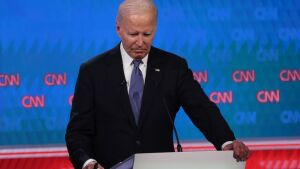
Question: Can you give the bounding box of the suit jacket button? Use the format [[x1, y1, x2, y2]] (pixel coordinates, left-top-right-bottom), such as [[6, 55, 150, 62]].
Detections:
[[136, 140, 141, 146]]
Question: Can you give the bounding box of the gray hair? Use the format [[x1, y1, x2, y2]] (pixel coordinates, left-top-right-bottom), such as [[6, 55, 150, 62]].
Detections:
[[117, 0, 158, 23]]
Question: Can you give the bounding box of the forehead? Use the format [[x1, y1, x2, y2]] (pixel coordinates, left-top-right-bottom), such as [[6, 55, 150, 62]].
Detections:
[[120, 13, 157, 30]]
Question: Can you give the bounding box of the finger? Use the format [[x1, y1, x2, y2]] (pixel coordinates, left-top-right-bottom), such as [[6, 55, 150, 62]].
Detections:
[[232, 141, 239, 161], [236, 143, 249, 161], [97, 164, 105, 169], [94, 163, 102, 169], [242, 147, 250, 161], [233, 141, 242, 157], [241, 143, 250, 160], [233, 141, 248, 161], [86, 163, 96, 169], [238, 150, 247, 161]]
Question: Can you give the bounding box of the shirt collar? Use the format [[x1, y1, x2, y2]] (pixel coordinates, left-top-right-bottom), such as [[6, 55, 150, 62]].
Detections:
[[120, 42, 148, 69]]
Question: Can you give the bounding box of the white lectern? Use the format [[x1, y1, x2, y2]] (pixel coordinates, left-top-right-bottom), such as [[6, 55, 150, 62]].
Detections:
[[111, 151, 245, 169]]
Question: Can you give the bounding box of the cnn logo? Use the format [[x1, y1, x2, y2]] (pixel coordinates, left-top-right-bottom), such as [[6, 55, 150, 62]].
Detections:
[[22, 95, 45, 108], [44, 73, 67, 86], [280, 69, 300, 82], [0, 73, 20, 87], [232, 70, 255, 83], [210, 91, 233, 104], [257, 90, 280, 103]]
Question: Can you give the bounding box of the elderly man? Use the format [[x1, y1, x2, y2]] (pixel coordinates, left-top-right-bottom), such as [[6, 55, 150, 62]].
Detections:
[[65, 0, 249, 169]]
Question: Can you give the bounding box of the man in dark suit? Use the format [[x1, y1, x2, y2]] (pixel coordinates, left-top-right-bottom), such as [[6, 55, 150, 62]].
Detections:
[[65, 0, 250, 169]]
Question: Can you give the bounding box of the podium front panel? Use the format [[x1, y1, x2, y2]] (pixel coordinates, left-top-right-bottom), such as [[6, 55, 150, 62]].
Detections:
[[133, 151, 245, 169]]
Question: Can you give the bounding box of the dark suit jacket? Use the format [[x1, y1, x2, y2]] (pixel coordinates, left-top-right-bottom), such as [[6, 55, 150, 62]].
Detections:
[[65, 44, 235, 169]]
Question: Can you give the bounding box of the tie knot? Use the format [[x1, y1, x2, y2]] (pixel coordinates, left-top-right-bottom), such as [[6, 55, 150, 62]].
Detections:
[[132, 59, 143, 68]]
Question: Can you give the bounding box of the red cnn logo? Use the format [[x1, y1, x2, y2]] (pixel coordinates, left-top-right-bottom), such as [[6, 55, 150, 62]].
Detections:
[[22, 95, 45, 108], [0, 73, 20, 87], [210, 91, 233, 104], [257, 90, 280, 103], [280, 69, 300, 82], [232, 70, 255, 82], [69, 95, 73, 106], [44, 73, 67, 86], [193, 71, 208, 83]]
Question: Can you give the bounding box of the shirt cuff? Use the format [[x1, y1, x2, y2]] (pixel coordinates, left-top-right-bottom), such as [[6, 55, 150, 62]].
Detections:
[[222, 141, 233, 150], [82, 159, 97, 169]]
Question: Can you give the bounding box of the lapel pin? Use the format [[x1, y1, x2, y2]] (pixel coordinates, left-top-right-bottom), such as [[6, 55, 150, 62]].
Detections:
[[154, 68, 160, 72]]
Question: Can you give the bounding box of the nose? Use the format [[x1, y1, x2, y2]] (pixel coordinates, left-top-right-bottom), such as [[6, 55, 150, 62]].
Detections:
[[136, 35, 143, 47]]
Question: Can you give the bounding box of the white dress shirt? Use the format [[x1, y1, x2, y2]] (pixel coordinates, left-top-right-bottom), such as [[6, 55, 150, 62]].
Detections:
[[120, 42, 148, 92]]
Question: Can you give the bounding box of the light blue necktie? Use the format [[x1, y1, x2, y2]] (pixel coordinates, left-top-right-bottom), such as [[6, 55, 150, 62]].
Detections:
[[129, 59, 144, 125]]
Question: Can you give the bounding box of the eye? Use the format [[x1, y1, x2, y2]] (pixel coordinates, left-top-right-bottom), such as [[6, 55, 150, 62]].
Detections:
[[129, 32, 138, 36], [144, 32, 152, 37]]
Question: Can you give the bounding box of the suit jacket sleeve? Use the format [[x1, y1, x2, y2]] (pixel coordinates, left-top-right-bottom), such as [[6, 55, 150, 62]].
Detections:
[[176, 58, 235, 150], [65, 63, 95, 169]]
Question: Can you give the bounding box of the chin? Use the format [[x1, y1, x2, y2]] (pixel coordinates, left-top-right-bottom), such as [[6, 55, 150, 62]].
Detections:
[[133, 56, 143, 59], [133, 53, 146, 59]]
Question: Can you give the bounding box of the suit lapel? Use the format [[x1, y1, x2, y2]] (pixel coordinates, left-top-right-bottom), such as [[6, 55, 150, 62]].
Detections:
[[138, 48, 162, 127], [106, 45, 137, 128]]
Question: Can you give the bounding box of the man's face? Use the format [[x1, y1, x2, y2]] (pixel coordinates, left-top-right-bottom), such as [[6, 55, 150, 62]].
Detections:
[[116, 13, 156, 59]]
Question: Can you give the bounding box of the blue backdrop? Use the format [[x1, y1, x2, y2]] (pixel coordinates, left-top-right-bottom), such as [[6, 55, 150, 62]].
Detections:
[[0, 0, 300, 146]]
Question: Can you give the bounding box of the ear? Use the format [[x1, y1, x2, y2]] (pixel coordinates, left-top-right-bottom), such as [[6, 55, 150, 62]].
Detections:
[[116, 21, 121, 37]]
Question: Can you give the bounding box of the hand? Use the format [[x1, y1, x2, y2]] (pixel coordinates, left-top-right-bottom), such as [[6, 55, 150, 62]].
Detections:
[[83, 161, 104, 169], [223, 140, 250, 162]]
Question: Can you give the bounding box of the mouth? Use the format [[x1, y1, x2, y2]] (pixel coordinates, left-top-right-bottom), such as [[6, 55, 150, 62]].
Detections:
[[132, 50, 147, 58], [133, 49, 147, 56], [133, 49, 147, 52]]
